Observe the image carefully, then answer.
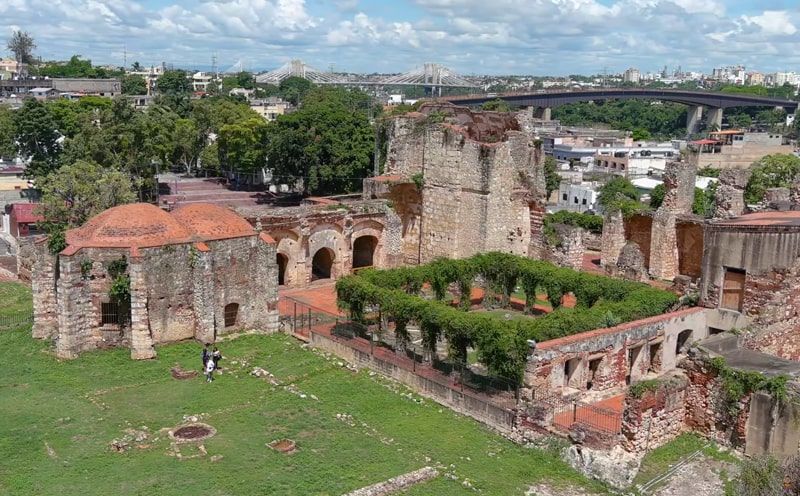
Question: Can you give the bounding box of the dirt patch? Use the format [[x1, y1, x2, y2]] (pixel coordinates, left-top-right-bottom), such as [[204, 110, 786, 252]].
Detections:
[[169, 422, 216, 443], [171, 365, 198, 380], [649, 458, 737, 496], [268, 439, 296, 454]]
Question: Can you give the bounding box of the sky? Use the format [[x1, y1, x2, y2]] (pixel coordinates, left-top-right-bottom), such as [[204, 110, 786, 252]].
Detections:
[[2, 0, 799, 77]]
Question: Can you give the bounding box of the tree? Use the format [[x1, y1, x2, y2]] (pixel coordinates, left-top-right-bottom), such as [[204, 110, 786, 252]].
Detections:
[[0, 105, 16, 159], [36, 160, 137, 229], [156, 70, 191, 95], [218, 117, 269, 183], [631, 128, 651, 141], [13, 98, 61, 178], [265, 86, 374, 195], [481, 99, 511, 112], [745, 154, 800, 204], [648, 183, 665, 209], [597, 176, 639, 209], [121, 74, 147, 95], [543, 156, 561, 199], [6, 30, 36, 69], [279, 76, 312, 105], [172, 118, 202, 173]]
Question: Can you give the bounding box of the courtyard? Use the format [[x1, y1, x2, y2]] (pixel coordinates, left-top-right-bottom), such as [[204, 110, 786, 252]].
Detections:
[[0, 281, 611, 496]]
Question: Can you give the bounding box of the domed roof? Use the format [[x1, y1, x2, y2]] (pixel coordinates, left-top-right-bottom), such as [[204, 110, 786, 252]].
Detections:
[[170, 203, 255, 240], [66, 203, 192, 249]]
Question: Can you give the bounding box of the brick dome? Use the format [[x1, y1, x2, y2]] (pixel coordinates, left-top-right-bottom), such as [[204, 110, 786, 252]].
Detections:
[[171, 203, 255, 240], [66, 203, 192, 249]]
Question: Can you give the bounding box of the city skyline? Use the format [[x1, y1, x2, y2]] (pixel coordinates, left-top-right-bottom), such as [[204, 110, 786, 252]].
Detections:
[[2, 0, 800, 77]]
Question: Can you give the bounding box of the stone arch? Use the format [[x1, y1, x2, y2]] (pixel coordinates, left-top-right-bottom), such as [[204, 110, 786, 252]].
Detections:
[[307, 227, 347, 281], [311, 247, 335, 281], [353, 236, 378, 269], [270, 229, 301, 287], [352, 220, 384, 269], [277, 253, 288, 286]]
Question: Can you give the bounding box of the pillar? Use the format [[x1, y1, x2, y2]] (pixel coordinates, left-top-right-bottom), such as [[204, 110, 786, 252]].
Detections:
[[191, 243, 216, 344], [533, 107, 552, 120], [129, 254, 156, 360], [706, 107, 723, 131], [686, 105, 703, 135]]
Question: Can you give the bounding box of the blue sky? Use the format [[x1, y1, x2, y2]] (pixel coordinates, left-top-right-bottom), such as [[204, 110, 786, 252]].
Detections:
[[2, 0, 799, 77]]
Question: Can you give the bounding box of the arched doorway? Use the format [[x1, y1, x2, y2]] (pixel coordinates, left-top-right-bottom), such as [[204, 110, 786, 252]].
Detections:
[[676, 329, 693, 356], [352, 236, 378, 270], [311, 248, 334, 281], [277, 253, 288, 286]]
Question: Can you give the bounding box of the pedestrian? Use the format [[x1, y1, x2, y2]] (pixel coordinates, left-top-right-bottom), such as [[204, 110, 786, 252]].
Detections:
[[201, 343, 210, 372], [212, 346, 222, 370], [205, 355, 215, 383]]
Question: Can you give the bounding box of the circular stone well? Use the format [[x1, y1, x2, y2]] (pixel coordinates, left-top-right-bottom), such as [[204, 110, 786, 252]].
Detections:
[[169, 423, 217, 443], [268, 439, 296, 454]]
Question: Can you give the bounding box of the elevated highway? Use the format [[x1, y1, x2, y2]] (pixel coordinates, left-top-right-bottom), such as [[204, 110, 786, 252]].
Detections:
[[435, 88, 799, 134]]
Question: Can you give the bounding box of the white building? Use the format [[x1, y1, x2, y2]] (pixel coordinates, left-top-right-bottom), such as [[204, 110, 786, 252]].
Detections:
[[623, 68, 640, 84], [556, 183, 599, 213]]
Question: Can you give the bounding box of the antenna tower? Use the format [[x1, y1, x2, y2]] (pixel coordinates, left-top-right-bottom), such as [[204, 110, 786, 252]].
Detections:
[[123, 46, 127, 69], [212, 53, 218, 78]]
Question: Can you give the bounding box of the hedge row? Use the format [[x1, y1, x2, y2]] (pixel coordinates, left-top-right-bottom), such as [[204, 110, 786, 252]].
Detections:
[[336, 252, 678, 384]]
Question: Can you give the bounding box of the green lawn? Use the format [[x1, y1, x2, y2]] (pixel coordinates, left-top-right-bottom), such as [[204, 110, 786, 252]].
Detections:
[[0, 281, 32, 315], [0, 283, 608, 496]]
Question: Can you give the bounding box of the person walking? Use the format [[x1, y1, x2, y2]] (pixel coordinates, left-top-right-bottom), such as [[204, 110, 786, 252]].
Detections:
[[201, 344, 211, 372], [212, 346, 222, 370], [205, 355, 215, 383]]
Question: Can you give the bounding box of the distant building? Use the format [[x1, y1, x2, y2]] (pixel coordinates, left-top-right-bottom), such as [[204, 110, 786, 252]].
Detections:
[[746, 72, 765, 86], [623, 68, 640, 84], [192, 72, 214, 93], [250, 98, 291, 122], [28, 87, 59, 100]]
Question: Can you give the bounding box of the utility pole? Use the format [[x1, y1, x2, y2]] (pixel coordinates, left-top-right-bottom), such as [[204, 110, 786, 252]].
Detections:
[[123, 45, 127, 70]]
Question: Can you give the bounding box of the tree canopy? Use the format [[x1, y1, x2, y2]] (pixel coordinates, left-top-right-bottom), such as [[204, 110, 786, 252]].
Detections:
[[744, 154, 800, 204], [597, 176, 640, 212], [6, 30, 36, 66], [552, 99, 688, 139], [265, 86, 375, 195], [13, 98, 62, 178], [36, 160, 137, 230]]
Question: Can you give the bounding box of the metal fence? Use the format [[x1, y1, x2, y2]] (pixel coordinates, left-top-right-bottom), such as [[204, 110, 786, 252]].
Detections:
[[0, 310, 34, 330], [535, 390, 623, 435], [278, 295, 520, 409]]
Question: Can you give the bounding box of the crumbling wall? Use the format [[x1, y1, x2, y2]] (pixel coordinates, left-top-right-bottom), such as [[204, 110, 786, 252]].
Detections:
[[650, 161, 697, 280], [601, 210, 626, 273], [621, 372, 689, 452], [387, 105, 544, 263], [714, 169, 752, 219], [543, 224, 585, 271]]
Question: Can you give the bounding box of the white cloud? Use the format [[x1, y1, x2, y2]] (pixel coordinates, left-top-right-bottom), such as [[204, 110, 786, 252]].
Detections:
[[741, 10, 797, 36], [0, 0, 799, 75]]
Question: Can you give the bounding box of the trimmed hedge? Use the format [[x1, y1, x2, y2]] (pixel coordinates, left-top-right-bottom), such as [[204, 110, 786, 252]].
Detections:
[[336, 252, 678, 385]]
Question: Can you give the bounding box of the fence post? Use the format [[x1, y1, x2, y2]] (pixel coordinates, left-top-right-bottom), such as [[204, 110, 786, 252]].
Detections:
[[572, 400, 578, 422], [412, 346, 416, 372], [307, 308, 312, 330], [293, 302, 297, 333]]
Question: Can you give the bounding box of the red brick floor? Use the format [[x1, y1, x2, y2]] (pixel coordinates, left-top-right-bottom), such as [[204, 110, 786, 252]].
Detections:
[[553, 394, 624, 434], [279, 281, 346, 316]]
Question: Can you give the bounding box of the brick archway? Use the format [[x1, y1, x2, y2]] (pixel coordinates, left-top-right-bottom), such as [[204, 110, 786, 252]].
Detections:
[[311, 247, 335, 281], [353, 235, 378, 270], [277, 253, 288, 285]]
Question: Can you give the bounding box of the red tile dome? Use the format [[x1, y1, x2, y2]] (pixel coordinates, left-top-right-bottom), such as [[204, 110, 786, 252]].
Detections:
[[65, 203, 192, 249], [170, 203, 255, 240]]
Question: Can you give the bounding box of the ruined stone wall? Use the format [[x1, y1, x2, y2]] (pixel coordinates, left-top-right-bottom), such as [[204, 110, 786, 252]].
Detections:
[[206, 235, 278, 338], [600, 211, 626, 272], [543, 224, 584, 271], [55, 247, 133, 358], [714, 169, 752, 219], [16, 235, 42, 283], [25, 237, 57, 339], [682, 356, 748, 447], [138, 244, 199, 344], [382, 105, 545, 265], [523, 308, 709, 400], [244, 204, 393, 286], [737, 256, 800, 359], [621, 372, 689, 453], [649, 162, 696, 281]]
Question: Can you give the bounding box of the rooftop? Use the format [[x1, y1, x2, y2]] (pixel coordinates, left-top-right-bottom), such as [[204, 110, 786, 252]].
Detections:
[[712, 210, 800, 228]]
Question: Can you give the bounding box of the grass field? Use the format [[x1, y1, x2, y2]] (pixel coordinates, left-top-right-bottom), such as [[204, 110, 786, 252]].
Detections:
[[0, 282, 608, 496]]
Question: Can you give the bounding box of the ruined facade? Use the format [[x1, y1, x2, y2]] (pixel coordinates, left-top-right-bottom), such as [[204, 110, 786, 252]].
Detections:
[[238, 200, 399, 288], [367, 103, 547, 265], [601, 161, 705, 283], [28, 203, 278, 359]]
